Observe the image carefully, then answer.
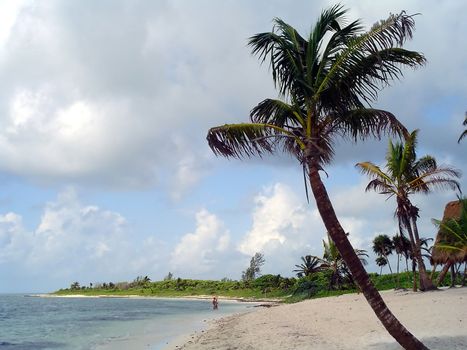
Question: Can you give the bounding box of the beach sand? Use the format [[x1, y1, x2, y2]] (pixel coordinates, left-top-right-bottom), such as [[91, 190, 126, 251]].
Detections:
[[167, 287, 466, 350]]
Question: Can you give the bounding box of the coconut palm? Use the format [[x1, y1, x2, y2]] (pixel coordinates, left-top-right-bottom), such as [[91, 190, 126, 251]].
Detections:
[[356, 130, 460, 291], [207, 5, 429, 348], [373, 234, 395, 274], [293, 255, 325, 277]]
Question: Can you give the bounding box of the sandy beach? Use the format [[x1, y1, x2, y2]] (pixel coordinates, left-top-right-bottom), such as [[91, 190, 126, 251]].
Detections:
[[167, 287, 467, 350]]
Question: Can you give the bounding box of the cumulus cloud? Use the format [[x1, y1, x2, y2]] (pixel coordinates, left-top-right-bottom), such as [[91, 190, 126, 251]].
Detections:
[[0, 188, 169, 291], [170, 209, 231, 276], [236, 183, 326, 275]]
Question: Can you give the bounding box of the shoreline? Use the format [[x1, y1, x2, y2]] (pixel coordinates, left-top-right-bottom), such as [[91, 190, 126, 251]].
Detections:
[[30, 293, 282, 304], [167, 287, 467, 350]]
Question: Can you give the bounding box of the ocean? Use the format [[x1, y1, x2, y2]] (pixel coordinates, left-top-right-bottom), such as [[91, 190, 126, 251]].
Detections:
[[0, 294, 253, 349]]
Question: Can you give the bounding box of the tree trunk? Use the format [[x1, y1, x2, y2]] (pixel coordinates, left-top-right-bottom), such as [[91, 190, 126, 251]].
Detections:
[[462, 262, 466, 287], [410, 217, 436, 291], [430, 263, 437, 281], [412, 258, 417, 292], [384, 253, 394, 275], [436, 262, 452, 286], [308, 164, 428, 350], [396, 254, 400, 289], [450, 264, 456, 288]]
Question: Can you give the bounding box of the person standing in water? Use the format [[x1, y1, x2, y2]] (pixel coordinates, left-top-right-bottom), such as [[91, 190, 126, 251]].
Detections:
[[212, 296, 218, 310]]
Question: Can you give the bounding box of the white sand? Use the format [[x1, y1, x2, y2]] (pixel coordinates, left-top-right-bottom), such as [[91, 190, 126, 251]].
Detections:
[[167, 287, 467, 350]]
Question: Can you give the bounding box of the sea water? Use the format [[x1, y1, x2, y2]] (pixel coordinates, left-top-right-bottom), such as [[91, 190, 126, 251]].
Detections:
[[0, 294, 252, 349]]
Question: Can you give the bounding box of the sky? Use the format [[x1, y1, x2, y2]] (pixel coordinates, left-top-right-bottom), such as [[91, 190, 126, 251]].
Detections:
[[0, 0, 465, 293]]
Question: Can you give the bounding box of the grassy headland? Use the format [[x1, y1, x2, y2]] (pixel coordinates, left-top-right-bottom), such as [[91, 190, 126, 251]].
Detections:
[[53, 271, 461, 302]]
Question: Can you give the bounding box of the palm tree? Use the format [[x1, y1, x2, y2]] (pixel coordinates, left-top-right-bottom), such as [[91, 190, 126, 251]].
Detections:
[[376, 256, 388, 275], [207, 5, 429, 349], [293, 255, 325, 277], [373, 234, 395, 274], [392, 234, 411, 289], [458, 111, 467, 143], [321, 234, 369, 290], [356, 130, 460, 291]]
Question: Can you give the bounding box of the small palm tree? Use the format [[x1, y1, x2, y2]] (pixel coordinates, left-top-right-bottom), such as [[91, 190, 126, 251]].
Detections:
[[392, 234, 411, 288], [376, 256, 388, 275], [207, 5, 428, 348], [373, 234, 395, 274], [356, 129, 460, 291], [321, 234, 369, 290], [293, 255, 325, 277]]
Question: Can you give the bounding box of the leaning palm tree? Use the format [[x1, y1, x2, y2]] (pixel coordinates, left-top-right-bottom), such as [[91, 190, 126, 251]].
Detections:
[[293, 255, 325, 277], [207, 6, 429, 347], [356, 130, 460, 291]]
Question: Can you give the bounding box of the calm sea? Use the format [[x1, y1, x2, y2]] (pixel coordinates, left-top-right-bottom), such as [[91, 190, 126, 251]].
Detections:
[[0, 294, 252, 350]]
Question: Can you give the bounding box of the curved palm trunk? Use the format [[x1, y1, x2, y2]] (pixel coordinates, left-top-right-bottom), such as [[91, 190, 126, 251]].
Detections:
[[410, 217, 436, 291], [308, 164, 428, 350], [437, 262, 452, 286]]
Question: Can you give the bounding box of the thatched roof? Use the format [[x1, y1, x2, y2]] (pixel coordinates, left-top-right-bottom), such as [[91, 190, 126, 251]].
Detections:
[[431, 200, 466, 264]]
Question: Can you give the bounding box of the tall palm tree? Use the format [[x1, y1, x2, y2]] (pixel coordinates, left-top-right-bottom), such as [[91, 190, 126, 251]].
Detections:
[[207, 5, 429, 349], [356, 130, 460, 291], [293, 255, 325, 277]]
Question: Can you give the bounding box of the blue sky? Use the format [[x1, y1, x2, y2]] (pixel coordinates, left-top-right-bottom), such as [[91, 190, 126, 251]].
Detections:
[[0, 0, 465, 293]]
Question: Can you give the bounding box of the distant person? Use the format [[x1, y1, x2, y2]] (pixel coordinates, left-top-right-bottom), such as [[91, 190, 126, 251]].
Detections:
[[212, 296, 218, 310]]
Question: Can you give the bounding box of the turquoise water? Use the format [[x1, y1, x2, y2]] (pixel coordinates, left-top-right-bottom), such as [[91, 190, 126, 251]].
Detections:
[[0, 295, 252, 349]]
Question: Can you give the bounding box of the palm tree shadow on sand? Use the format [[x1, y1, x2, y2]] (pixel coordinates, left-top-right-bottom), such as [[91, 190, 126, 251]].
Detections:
[[367, 335, 467, 350]]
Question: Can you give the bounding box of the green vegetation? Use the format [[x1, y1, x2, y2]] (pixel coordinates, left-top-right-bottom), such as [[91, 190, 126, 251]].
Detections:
[[54, 270, 464, 303]]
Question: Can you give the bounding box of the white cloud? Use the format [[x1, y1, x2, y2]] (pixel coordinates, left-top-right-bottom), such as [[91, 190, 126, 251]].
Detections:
[[237, 183, 327, 276], [170, 209, 231, 276], [0, 189, 169, 290]]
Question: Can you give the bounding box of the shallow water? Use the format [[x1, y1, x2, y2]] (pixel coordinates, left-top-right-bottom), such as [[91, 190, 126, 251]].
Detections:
[[0, 294, 251, 349]]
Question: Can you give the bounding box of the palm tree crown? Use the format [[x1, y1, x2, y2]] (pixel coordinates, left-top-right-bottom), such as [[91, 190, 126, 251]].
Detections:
[[208, 6, 426, 167], [293, 255, 325, 277]]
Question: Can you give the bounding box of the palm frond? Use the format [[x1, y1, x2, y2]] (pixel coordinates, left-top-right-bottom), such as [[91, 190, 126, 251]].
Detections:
[[409, 173, 461, 194], [207, 123, 275, 158], [316, 11, 425, 103], [414, 155, 437, 174], [356, 161, 393, 183], [248, 18, 310, 97], [400, 129, 418, 175], [250, 98, 304, 128], [207, 123, 305, 159], [458, 130, 467, 143], [329, 108, 408, 141]]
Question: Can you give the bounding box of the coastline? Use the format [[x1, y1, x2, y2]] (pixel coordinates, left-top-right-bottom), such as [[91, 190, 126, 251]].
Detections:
[[31, 293, 281, 304], [167, 287, 467, 350]]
